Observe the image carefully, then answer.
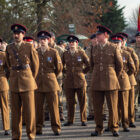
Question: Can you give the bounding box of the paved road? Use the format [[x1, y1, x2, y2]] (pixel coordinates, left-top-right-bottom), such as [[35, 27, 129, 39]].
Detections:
[[0, 105, 140, 140]]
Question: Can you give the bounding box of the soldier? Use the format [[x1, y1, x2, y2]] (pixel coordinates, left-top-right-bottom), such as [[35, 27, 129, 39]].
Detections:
[[0, 40, 7, 52], [111, 34, 135, 132], [117, 32, 139, 127], [85, 34, 97, 120], [44, 32, 65, 121], [90, 25, 123, 137], [35, 31, 62, 135], [57, 40, 67, 51], [133, 32, 140, 117], [0, 38, 10, 135], [63, 35, 90, 126], [6, 24, 39, 140], [23, 36, 38, 49]]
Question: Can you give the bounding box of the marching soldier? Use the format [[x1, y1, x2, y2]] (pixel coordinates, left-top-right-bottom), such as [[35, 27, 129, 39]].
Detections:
[[85, 33, 97, 120], [63, 35, 90, 126], [90, 25, 123, 137], [6, 24, 39, 140], [35, 31, 62, 135], [0, 38, 10, 135], [23, 36, 38, 49], [133, 32, 140, 117], [117, 32, 139, 127], [57, 40, 67, 51], [44, 32, 65, 121], [111, 34, 135, 132]]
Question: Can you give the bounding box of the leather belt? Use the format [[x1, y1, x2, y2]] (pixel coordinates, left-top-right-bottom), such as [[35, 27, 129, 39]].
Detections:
[[12, 64, 30, 70]]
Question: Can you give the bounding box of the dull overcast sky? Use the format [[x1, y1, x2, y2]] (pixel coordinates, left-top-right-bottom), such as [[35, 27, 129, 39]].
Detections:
[[117, 0, 140, 21]]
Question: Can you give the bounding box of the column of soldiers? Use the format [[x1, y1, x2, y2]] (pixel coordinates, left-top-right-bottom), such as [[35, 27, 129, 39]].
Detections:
[[0, 23, 140, 139]]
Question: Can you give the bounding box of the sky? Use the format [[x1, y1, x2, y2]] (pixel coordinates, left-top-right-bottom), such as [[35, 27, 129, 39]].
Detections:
[[117, 0, 140, 21]]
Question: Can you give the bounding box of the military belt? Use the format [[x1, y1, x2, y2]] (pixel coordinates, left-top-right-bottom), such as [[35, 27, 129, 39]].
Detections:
[[12, 64, 30, 70]]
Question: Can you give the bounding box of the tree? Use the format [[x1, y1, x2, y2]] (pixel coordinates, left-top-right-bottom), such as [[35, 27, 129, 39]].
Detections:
[[51, 0, 110, 36], [0, 0, 122, 42], [128, 6, 139, 29], [96, 0, 126, 33]]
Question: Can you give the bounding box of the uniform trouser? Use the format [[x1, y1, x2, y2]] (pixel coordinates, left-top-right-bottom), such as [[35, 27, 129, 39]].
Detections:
[[92, 90, 119, 133], [128, 86, 135, 123], [44, 79, 63, 118], [35, 91, 61, 133], [135, 82, 140, 110], [0, 91, 10, 130], [118, 91, 129, 128], [11, 91, 36, 140], [87, 85, 94, 116], [57, 79, 63, 114], [87, 85, 108, 117], [65, 87, 87, 123]]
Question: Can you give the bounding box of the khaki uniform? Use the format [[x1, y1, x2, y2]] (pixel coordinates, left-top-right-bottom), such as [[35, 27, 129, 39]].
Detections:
[[118, 50, 135, 129], [46, 43, 64, 115], [35, 47, 62, 134], [90, 42, 123, 133], [124, 46, 139, 123], [85, 46, 108, 117], [63, 49, 90, 123], [0, 51, 10, 131], [133, 44, 140, 111], [85, 46, 94, 116], [6, 42, 39, 140]]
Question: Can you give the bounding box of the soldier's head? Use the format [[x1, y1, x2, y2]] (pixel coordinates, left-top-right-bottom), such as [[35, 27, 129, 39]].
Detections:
[[96, 25, 112, 44], [57, 40, 67, 49], [23, 36, 34, 44], [111, 34, 123, 49], [116, 32, 128, 47], [37, 31, 51, 48], [11, 24, 27, 43], [90, 33, 98, 46], [49, 32, 56, 46], [135, 31, 140, 44], [67, 35, 79, 50]]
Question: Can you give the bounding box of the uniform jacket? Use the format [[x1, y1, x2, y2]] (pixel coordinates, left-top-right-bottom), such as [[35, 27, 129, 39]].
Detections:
[[6, 42, 39, 92], [132, 43, 140, 82], [85, 46, 93, 84], [90, 41, 123, 91], [123, 46, 138, 85], [0, 51, 9, 91], [62, 49, 90, 88], [36, 47, 63, 92], [51, 43, 64, 80], [118, 50, 135, 91]]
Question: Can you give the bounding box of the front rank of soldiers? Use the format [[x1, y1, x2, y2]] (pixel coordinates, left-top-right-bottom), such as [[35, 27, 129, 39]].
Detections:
[[0, 23, 139, 139]]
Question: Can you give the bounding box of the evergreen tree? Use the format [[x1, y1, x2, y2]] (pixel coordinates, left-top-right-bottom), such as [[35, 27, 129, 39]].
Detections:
[[96, 0, 127, 33]]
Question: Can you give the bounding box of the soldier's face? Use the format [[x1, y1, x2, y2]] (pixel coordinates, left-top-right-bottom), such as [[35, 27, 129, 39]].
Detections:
[[13, 32, 24, 42], [50, 37, 55, 45], [122, 40, 127, 47], [69, 41, 78, 49], [117, 42, 122, 49], [136, 36, 140, 43], [96, 33, 106, 43], [39, 38, 49, 47], [91, 38, 98, 46]]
